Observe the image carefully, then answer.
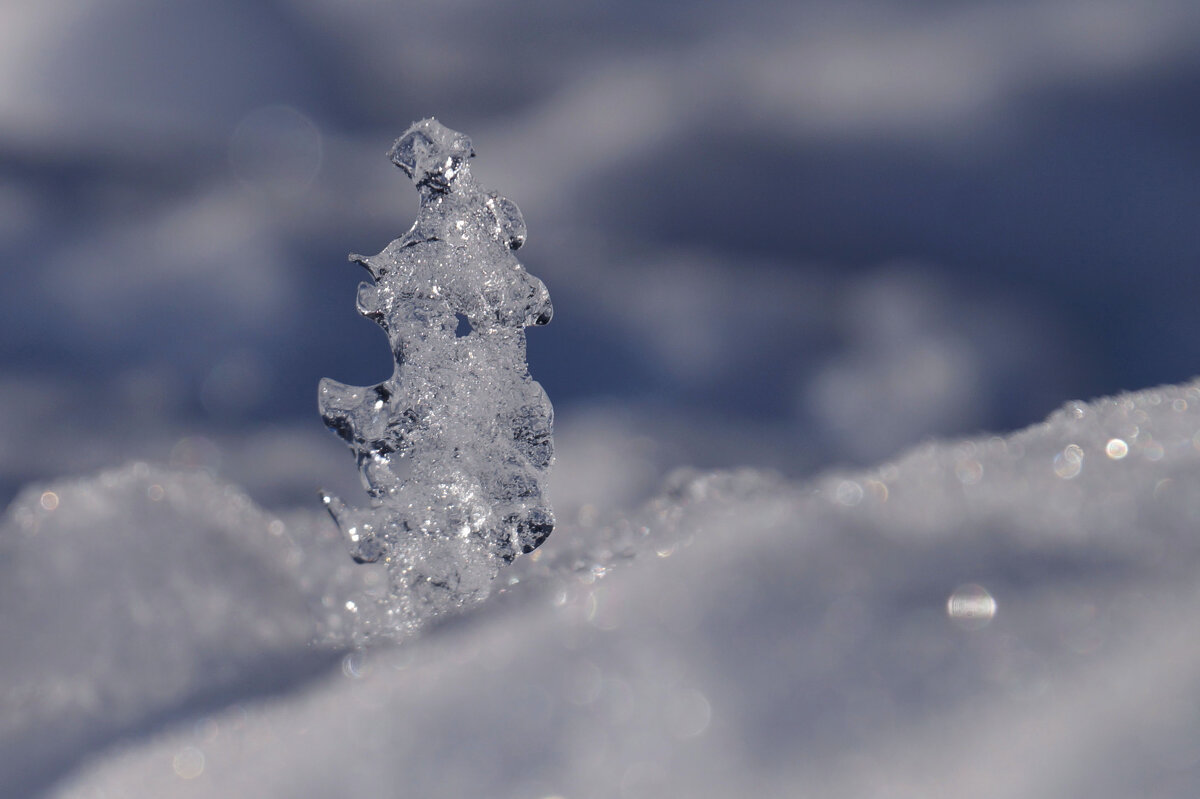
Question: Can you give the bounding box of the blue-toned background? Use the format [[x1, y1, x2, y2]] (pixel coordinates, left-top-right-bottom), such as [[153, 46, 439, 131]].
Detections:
[[2, 0, 1199, 512]]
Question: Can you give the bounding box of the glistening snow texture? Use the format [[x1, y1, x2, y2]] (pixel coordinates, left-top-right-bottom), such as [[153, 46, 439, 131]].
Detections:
[[21, 379, 1200, 798], [318, 119, 554, 636]]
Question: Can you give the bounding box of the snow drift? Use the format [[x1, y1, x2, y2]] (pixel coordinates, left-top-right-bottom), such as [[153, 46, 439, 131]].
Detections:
[[4, 378, 1200, 797]]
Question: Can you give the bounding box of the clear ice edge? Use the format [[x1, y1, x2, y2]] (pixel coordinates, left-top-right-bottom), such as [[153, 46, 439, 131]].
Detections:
[[318, 118, 554, 636]]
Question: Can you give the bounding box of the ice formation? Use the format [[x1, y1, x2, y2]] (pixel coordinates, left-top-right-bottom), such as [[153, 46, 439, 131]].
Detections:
[[318, 119, 555, 620]]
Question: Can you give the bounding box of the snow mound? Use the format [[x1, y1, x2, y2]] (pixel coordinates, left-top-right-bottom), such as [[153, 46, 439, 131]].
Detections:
[[0, 465, 338, 797], [10, 379, 1200, 797]]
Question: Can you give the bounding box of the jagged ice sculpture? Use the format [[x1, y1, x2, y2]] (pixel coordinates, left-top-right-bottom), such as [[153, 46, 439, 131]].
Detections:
[[319, 119, 554, 619]]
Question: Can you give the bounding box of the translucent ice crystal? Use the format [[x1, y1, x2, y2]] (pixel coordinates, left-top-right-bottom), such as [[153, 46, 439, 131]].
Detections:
[[319, 119, 554, 626]]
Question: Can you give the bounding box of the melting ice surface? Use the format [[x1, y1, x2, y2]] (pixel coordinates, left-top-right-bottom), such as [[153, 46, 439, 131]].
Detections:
[[318, 119, 554, 640]]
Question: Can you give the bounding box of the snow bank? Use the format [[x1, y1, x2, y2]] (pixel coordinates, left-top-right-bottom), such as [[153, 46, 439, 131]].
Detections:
[[0, 466, 348, 797], [7, 379, 1200, 797]]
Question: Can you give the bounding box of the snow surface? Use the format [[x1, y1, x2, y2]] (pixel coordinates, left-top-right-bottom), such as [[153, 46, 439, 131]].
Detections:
[[7, 379, 1200, 797]]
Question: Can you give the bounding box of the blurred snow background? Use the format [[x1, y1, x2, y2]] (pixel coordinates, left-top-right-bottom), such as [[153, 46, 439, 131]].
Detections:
[[3, 0, 1200, 796]]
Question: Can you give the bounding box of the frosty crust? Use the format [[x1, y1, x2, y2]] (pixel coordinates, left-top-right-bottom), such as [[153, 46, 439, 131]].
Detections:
[[319, 118, 554, 597]]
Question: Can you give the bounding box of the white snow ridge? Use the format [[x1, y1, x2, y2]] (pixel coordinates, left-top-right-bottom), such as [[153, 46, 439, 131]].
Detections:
[[0, 379, 1197, 797]]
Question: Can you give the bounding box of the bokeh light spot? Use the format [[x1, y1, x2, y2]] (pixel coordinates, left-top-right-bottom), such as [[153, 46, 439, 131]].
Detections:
[[172, 746, 205, 780], [1053, 444, 1084, 479], [835, 480, 864, 506], [229, 105, 322, 197], [947, 584, 997, 629]]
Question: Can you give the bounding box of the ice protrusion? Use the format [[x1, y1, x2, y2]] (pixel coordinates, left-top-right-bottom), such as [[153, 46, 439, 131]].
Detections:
[[319, 118, 555, 640]]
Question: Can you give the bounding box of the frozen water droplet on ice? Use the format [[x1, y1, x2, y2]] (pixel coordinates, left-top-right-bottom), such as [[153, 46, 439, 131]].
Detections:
[[319, 118, 555, 640]]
